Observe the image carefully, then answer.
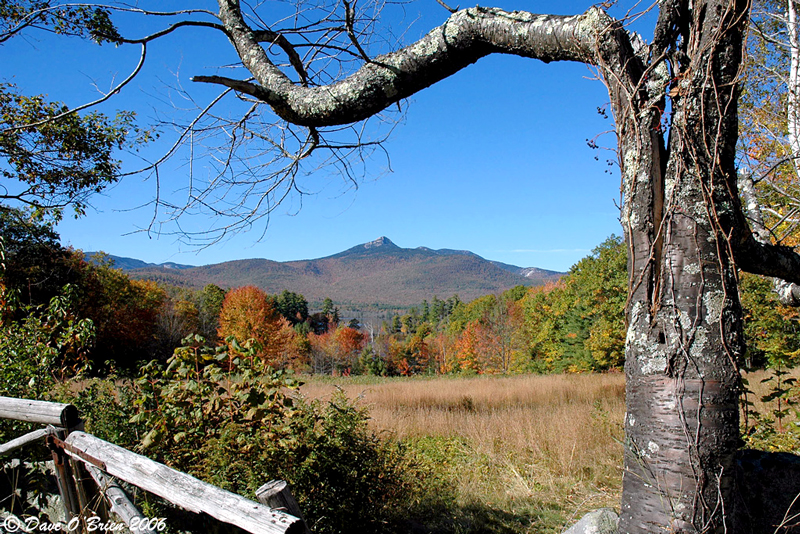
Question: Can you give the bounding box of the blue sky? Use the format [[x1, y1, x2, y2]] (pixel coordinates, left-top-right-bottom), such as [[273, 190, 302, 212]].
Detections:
[[3, 1, 643, 272]]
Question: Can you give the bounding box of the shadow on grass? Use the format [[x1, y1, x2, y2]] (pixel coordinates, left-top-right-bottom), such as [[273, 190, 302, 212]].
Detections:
[[391, 501, 569, 534], [389, 436, 575, 534]]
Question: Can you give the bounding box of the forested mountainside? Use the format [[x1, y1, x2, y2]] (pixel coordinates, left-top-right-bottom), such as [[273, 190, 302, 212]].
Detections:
[[90, 237, 564, 307]]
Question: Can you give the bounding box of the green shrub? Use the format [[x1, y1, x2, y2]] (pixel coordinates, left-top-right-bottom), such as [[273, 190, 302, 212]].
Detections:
[[132, 335, 420, 534], [52, 377, 143, 448], [0, 284, 94, 443], [740, 368, 800, 453]]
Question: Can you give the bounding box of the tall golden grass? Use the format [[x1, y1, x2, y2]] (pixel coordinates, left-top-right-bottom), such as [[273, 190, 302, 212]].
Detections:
[[298, 373, 626, 533], [297, 369, 800, 531]]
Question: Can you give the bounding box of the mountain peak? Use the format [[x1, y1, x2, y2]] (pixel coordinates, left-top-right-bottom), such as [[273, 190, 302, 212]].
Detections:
[[363, 236, 396, 249]]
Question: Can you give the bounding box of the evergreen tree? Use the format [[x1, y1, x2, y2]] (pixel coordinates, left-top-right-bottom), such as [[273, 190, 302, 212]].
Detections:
[[321, 297, 334, 317]]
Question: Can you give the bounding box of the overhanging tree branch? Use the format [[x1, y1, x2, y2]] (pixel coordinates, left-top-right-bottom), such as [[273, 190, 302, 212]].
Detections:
[[738, 172, 800, 300], [733, 232, 800, 284], [196, 2, 615, 127]]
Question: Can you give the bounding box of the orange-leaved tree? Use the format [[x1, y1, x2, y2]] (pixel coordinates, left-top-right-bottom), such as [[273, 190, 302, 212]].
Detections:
[[428, 331, 458, 375], [334, 326, 365, 364], [453, 322, 482, 375], [308, 325, 365, 374], [218, 286, 289, 366]]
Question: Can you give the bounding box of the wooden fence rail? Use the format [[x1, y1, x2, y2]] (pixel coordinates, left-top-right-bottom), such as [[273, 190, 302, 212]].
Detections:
[[0, 427, 50, 457], [0, 396, 310, 534], [0, 397, 80, 427]]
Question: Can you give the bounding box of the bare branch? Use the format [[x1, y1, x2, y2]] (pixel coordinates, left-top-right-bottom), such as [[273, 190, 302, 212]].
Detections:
[[111, 20, 225, 44], [1, 43, 148, 135], [435, 0, 459, 15], [122, 87, 236, 178], [188, 75, 265, 99], [252, 30, 310, 85], [343, 0, 371, 62]]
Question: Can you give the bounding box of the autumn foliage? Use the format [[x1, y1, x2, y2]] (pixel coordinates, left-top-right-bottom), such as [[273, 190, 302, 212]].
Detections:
[[308, 326, 365, 374], [5, 213, 797, 380], [218, 286, 296, 367]]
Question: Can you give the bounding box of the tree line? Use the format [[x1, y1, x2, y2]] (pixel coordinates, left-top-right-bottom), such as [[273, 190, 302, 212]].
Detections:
[[4, 214, 795, 383]]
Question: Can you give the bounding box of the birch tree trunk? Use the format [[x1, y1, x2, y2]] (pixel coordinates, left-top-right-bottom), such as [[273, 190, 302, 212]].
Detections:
[[609, 3, 748, 530], [788, 0, 800, 161]]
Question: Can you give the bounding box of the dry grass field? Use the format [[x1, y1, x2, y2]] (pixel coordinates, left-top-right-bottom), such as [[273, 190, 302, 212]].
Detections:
[[297, 373, 626, 533], [293, 369, 800, 532]]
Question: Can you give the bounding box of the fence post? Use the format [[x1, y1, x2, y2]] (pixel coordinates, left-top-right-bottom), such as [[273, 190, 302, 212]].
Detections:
[[256, 480, 312, 534], [46, 429, 82, 522], [72, 458, 108, 522]]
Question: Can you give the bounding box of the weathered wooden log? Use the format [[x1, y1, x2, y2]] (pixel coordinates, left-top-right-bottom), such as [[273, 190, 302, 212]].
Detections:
[[0, 397, 81, 427], [0, 428, 50, 457], [48, 429, 82, 520], [86, 464, 157, 533], [256, 480, 311, 534], [62, 432, 304, 534]]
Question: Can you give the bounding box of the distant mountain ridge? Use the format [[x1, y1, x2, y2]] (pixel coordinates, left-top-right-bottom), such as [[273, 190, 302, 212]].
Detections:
[[86, 237, 564, 308], [84, 252, 195, 272]]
